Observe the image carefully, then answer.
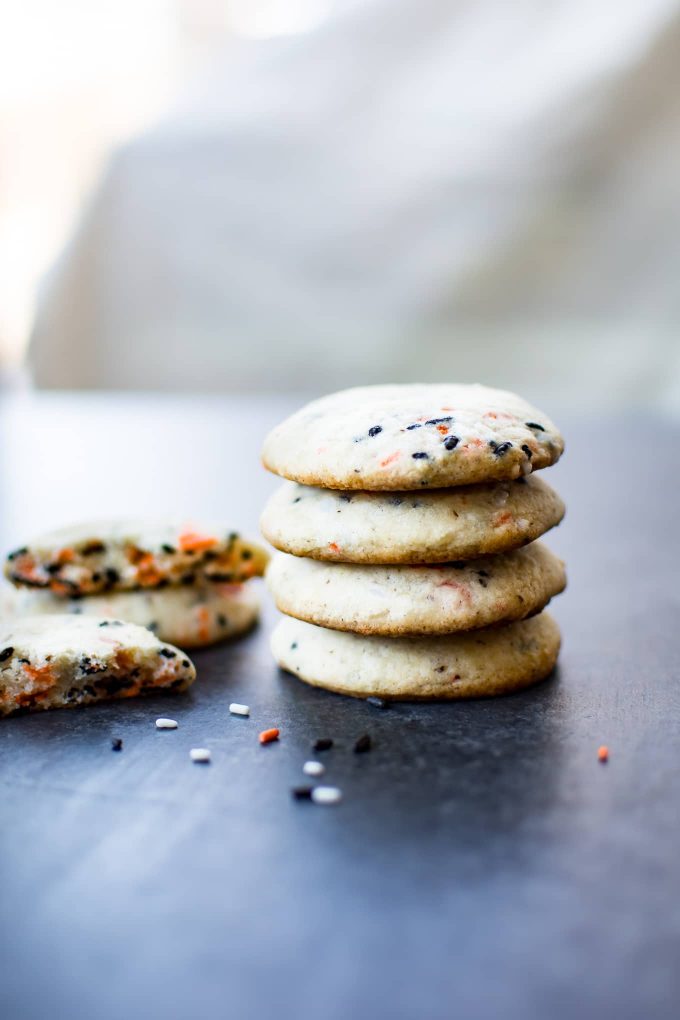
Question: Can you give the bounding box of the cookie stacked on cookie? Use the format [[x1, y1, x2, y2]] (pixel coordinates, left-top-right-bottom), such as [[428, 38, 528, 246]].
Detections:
[[3, 521, 268, 649], [261, 384, 566, 700]]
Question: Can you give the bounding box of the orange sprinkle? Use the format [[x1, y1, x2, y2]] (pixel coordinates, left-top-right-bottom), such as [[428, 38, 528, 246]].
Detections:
[[436, 424, 449, 435], [197, 605, 211, 644], [178, 531, 219, 553], [328, 542, 340, 554], [259, 728, 280, 745], [380, 451, 400, 468], [493, 511, 513, 527], [598, 745, 609, 763]]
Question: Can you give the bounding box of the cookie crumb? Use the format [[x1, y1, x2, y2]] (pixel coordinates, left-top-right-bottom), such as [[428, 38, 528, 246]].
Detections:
[[229, 703, 250, 717], [259, 728, 280, 745], [156, 718, 178, 730], [598, 745, 609, 763]]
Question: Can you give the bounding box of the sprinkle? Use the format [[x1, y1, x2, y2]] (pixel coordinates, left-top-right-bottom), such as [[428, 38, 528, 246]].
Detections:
[[366, 696, 388, 709], [313, 738, 333, 752], [368, 425, 383, 437], [111, 737, 123, 752], [303, 761, 325, 777], [406, 423, 422, 430], [292, 786, 314, 800], [425, 416, 453, 425], [412, 452, 429, 460], [490, 441, 513, 456], [0, 646, 14, 662], [159, 648, 177, 658], [229, 703, 250, 717], [311, 786, 343, 806], [156, 718, 178, 730], [598, 745, 609, 763], [354, 734, 372, 754], [525, 422, 545, 431], [443, 435, 459, 451], [259, 728, 280, 745], [190, 748, 211, 763], [521, 444, 533, 459]]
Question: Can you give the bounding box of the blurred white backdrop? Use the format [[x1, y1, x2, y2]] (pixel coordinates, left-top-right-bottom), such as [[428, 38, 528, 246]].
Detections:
[[3, 1, 680, 411]]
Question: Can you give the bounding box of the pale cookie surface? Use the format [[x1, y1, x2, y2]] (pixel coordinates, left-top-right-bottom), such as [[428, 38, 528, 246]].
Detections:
[[2, 581, 260, 648], [271, 613, 560, 700], [267, 543, 565, 635], [5, 520, 268, 596], [262, 384, 563, 490], [0, 616, 196, 717], [261, 475, 564, 563]]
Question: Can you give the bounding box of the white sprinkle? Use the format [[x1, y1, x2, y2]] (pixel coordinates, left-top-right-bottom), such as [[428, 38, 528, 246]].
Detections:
[[229, 703, 250, 717], [303, 761, 325, 777], [155, 718, 178, 730], [311, 786, 342, 806], [190, 748, 211, 763]]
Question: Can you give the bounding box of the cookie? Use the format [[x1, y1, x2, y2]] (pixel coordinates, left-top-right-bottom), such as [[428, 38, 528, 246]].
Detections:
[[0, 616, 196, 717], [266, 543, 565, 635], [5, 521, 268, 596], [262, 384, 563, 490], [261, 475, 564, 563], [271, 612, 560, 700], [2, 581, 260, 648]]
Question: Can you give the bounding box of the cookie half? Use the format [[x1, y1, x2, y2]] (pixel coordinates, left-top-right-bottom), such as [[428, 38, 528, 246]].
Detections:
[[261, 475, 564, 563], [2, 581, 260, 649], [5, 521, 268, 596], [267, 543, 565, 636], [271, 613, 560, 700], [262, 384, 563, 490], [0, 616, 196, 717]]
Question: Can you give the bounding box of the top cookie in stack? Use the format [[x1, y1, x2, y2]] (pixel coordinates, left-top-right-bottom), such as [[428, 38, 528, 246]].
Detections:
[[262, 384, 566, 701]]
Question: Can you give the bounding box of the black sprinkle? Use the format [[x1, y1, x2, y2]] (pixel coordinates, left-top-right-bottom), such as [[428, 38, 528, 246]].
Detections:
[[478, 577, 488, 588], [159, 648, 177, 658], [389, 497, 404, 507], [443, 435, 460, 451], [366, 696, 388, 709], [148, 622, 159, 633], [105, 568, 120, 584], [521, 444, 533, 459], [313, 738, 333, 752], [339, 494, 353, 503], [217, 614, 228, 627], [82, 541, 105, 555], [97, 620, 110, 627], [368, 426, 383, 437], [516, 476, 528, 484], [241, 549, 253, 561], [45, 563, 61, 575], [181, 659, 190, 668], [291, 642, 298, 650], [406, 423, 422, 430], [7, 547, 28, 561], [525, 422, 545, 432], [412, 452, 429, 460], [161, 543, 176, 554], [0, 647, 14, 662], [435, 665, 446, 673], [292, 786, 313, 801], [91, 572, 101, 583], [490, 441, 513, 456], [111, 738, 123, 752], [207, 572, 232, 583], [425, 416, 453, 425], [19, 658, 29, 664], [354, 734, 372, 754], [292, 497, 301, 504], [477, 570, 490, 578]]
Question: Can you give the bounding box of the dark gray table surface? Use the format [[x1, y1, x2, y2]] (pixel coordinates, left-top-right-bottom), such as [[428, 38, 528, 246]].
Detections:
[[1, 393, 679, 1020]]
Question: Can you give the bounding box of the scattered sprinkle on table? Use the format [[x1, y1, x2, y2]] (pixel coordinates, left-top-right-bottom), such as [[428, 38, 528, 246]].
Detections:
[[111, 737, 123, 752], [259, 728, 280, 745], [156, 718, 178, 730], [366, 696, 388, 709], [229, 703, 250, 717], [303, 761, 325, 777], [190, 748, 211, 763], [313, 738, 333, 752], [354, 734, 372, 754], [311, 786, 343, 806], [598, 745, 609, 763], [292, 786, 314, 801]]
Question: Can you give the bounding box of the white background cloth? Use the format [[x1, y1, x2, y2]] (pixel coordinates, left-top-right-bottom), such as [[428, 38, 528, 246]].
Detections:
[[29, 0, 680, 412]]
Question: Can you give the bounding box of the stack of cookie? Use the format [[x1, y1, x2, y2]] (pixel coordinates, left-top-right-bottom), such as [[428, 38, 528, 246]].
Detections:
[[3, 521, 268, 649], [261, 385, 566, 700]]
